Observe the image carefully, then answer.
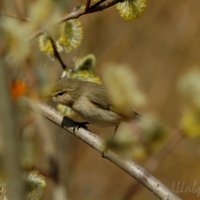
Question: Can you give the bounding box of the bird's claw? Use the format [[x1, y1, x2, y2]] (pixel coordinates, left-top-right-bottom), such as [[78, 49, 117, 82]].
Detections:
[[73, 122, 89, 132], [101, 148, 108, 158]]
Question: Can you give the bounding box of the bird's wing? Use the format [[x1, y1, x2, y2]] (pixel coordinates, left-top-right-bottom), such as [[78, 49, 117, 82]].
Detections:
[[85, 84, 112, 111], [85, 83, 138, 117], [85, 83, 123, 115]]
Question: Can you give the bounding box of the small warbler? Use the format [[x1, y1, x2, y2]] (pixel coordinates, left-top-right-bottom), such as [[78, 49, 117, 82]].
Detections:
[[50, 78, 139, 127]]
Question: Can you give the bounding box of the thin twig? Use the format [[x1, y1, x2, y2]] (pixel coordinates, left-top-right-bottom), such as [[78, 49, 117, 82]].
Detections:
[[60, 0, 122, 23], [85, 0, 92, 11], [48, 36, 68, 70], [88, 0, 123, 12], [32, 0, 121, 38], [88, 0, 107, 10], [1, 0, 122, 39], [27, 100, 182, 200]]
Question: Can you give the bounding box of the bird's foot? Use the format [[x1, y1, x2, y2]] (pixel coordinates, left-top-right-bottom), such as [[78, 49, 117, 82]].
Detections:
[[111, 124, 119, 139], [101, 148, 108, 158], [72, 121, 89, 132]]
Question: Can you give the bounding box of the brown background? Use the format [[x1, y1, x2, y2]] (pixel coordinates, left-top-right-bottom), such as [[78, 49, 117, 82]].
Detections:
[[52, 0, 200, 199], [1, 0, 200, 199]]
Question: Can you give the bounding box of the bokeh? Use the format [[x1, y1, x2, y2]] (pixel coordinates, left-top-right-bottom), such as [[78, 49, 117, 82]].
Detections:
[[0, 0, 200, 200]]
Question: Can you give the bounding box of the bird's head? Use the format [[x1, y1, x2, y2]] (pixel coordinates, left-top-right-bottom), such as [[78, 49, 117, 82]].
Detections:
[[50, 78, 79, 106]]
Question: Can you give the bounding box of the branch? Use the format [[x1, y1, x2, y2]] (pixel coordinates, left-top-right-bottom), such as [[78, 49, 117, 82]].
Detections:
[[88, 0, 107, 10], [27, 99, 182, 200], [48, 35, 67, 70], [85, 0, 92, 11], [1, 0, 122, 38], [123, 131, 184, 200], [59, 0, 122, 23]]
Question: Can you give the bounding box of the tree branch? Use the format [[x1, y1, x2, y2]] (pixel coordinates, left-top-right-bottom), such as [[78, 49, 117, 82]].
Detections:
[[48, 35, 67, 70], [123, 131, 184, 200], [85, 0, 92, 11], [1, 0, 123, 38], [88, 0, 107, 10], [27, 99, 182, 200], [59, 0, 122, 23]]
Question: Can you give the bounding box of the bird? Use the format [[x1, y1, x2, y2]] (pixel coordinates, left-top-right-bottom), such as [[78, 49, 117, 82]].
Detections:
[[50, 78, 139, 129]]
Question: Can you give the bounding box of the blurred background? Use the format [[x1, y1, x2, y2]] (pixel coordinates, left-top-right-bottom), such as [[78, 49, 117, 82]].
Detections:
[[1, 0, 200, 200], [71, 1, 200, 199]]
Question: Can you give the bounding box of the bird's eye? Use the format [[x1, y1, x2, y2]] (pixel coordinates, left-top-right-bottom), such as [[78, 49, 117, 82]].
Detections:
[[56, 91, 65, 96]]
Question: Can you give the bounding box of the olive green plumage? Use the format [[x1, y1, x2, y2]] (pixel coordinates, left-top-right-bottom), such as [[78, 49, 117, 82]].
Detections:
[[51, 78, 138, 126]]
